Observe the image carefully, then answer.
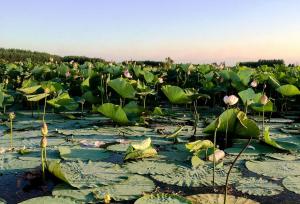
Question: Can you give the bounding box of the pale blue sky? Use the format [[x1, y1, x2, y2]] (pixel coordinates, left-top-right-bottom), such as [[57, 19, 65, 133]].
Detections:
[[1, 0, 300, 64]]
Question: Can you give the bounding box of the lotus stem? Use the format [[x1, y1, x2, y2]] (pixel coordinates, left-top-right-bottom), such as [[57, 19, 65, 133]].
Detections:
[[225, 106, 229, 148], [213, 117, 221, 189], [224, 137, 252, 204], [193, 100, 198, 137], [42, 96, 47, 123], [262, 105, 264, 140], [10, 119, 13, 148]]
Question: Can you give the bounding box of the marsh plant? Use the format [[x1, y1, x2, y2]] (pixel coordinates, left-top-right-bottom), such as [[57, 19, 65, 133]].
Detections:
[[223, 95, 239, 147], [42, 88, 50, 122], [41, 122, 48, 180], [260, 94, 269, 140], [8, 112, 15, 148]]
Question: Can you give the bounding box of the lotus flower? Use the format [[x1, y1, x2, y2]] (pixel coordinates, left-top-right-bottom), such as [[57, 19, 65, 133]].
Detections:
[[260, 94, 269, 105], [123, 69, 132, 78], [250, 80, 258, 88], [223, 95, 239, 106], [158, 77, 164, 83], [65, 70, 71, 78]]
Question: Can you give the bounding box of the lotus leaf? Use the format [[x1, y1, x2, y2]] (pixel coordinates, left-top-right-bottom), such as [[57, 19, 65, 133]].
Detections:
[[161, 85, 191, 104], [98, 103, 129, 124], [276, 84, 300, 96], [135, 193, 192, 204], [125, 160, 180, 175], [108, 78, 136, 99], [58, 146, 111, 161], [19, 196, 75, 204], [186, 193, 259, 204], [282, 176, 300, 194]]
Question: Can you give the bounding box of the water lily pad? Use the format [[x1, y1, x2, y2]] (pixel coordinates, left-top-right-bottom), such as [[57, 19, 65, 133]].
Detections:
[[19, 196, 75, 204], [282, 176, 300, 194], [135, 193, 192, 204], [235, 177, 283, 196], [47, 160, 128, 188], [125, 160, 180, 175], [245, 160, 300, 178], [225, 140, 278, 155], [152, 165, 242, 187], [186, 193, 259, 204], [266, 153, 300, 161], [58, 146, 111, 161], [106, 143, 130, 152]]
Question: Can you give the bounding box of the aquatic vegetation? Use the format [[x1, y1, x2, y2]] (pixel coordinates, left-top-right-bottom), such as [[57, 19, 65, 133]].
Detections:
[[40, 122, 48, 180], [8, 112, 15, 148], [124, 138, 157, 160], [135, 193, 192, 204]]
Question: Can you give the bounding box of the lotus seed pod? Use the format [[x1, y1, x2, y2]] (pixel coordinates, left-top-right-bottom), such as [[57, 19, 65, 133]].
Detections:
[[9, 112, 15, 120], [260, 94, 269, 105], [41, 137, 48, 148], [41, 123, 48, 136]]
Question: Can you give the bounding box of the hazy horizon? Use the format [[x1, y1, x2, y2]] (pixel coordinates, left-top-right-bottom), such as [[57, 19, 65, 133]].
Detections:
[[1, 0, 300, 65]]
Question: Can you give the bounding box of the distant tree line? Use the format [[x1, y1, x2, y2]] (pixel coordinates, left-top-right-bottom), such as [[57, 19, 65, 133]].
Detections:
[[62, 56, 105, 64], [0, 48, 61, 63], [239, 59, 285, 68]]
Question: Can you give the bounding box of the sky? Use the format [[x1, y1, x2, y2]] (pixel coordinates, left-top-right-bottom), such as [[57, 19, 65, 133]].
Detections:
[[1, 0, 300, 65]]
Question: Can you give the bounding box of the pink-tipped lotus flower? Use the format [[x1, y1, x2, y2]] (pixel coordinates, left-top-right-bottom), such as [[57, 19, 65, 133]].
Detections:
[[223, 95, 239, 106], [123, 69, 132, 78], [65, 70, 71, 78], [260, 94, 269, 105], [250, 80, 258, 88]]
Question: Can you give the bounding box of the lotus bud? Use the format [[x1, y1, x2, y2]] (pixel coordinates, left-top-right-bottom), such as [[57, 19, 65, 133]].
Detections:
[[208, 150, 225, 162], [158, 77, 164, 84], [40, 137, 48, 148], [123, 69, 132, 78], [223, 95, 239, 106], [4, 78, 9, 85], [41, 123, 48, 137], [260, 94, 269, 105], [44, 88, 50, 94], [250, 80, 258, 88], [263, 84, 267, 89], [104, 193, 111, 204], [65, 70, 71, 78], [9, 112, 15, 121], [49, 57, 54, 62], [73, 63, 79, 69]]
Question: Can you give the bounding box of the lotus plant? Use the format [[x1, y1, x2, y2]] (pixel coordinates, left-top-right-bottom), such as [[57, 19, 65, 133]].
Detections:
[[223, 95, 239, 147], [123, 69, 132, 79], [41, 122, 48, 180], [8, 112, 15, 148], [260, 93, 269, 140], [250, 80, 258, 88]]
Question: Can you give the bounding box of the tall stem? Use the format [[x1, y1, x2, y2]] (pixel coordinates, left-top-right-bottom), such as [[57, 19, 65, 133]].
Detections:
[[10, 119, 13, 148], [225, 106, 229, 148], [193, 100, 198, 137], [262, 106, 265, 140], [224, 137, 252, 204], [43, 96, 47, 123]]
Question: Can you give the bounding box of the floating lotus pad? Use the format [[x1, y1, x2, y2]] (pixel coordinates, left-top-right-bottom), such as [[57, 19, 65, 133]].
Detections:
[[58, 146, 111, 161], [245, 160, 300, 178], [225, 140, 279, 155], [135, 193, 192, 204], [282, 176, 300, 194], [124, 160, 181, 175], [266, 153, 300, 161], [235, 177, 283, 196], [106, 143, 130, 152], [47, 160, 129, 188], [152, 165, 242, 187], [19, 196, 75, 204], [186, 193, 259, 204]]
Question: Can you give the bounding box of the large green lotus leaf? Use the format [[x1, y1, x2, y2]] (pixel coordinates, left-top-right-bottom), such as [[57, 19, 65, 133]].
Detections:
[[107, 143, 130, 152], [282, 176, 300, 194], [143, 70, 155, 83], [26, 93, 49, 102], [225, 140, 278, 155], [268, 75, 281, 88], [53, 175, 155, 202], [237, 67, 255, 86], [125, 160, 180, 175], [58, 146, 111, 161], [158, 150, 190, 162], [135, 193, 192, 204], [0, 91, 4, 107], [263, 126, 299, 151], [47, 160, 128, 188], [82, 91, 101, 104], [161, 85, 191, 104], [47, 93, 78, 111], [276, 84, 300, 96], [245, 160, 300, 178], [94, 175, 155, 201], [19, 196, 75, 204], [266, 153, 300, 161], [186, 193, 259, 204], [250, 101, 274, 112], [18, 85, 41, 94], [185, 140, 214, 152], [123, 101, 143, 118], [203, 109, 238, 133], [108, 78, 136, 99], [41, 81, 63, 93], [235, 177, 283, 196], [235, 118, 260, 139], [152, 165, 242, 187], [0, 154, 40, 175], [98, 103, 129, 124], [238, 88, 261, 106]]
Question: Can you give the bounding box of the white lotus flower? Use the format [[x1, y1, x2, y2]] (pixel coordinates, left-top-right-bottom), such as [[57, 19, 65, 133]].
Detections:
[[223, 95, 239, 106], [250, 80, 258, 88], [123, 69, 132, 78], [158, 77, 164, 83]]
